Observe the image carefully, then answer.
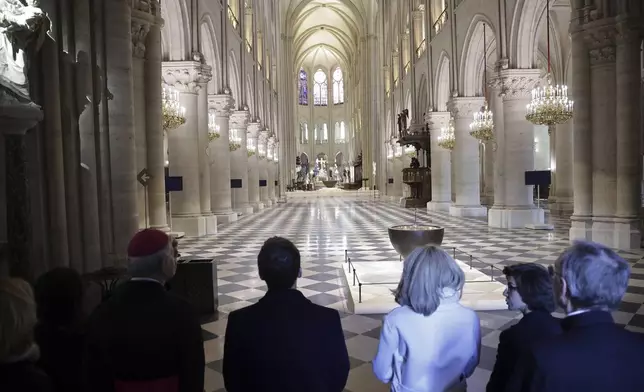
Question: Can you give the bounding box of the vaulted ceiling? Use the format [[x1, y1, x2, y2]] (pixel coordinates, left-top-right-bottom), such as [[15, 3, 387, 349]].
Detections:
[[283, 0, 370, 71]]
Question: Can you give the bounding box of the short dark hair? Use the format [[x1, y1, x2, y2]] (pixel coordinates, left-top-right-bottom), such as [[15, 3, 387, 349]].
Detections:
[[503, 263, 555, 312], [34, 268, 84, 326], [258, 237, 301, 290]]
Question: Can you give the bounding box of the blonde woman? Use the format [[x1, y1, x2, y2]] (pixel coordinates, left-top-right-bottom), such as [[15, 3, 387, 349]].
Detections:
[[0, 278, 52, 391], [373, 246, 481, 392]]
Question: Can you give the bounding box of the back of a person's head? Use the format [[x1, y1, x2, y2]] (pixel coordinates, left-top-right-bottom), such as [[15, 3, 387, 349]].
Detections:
[[503, 263, 555, 312], [557, 240, 630, 310], [34, 268, 84, 326], [394, 245, 465, 316], [127, 229, 175, 281], [0, 278, 37, 361], [257, 237, 301, 290]]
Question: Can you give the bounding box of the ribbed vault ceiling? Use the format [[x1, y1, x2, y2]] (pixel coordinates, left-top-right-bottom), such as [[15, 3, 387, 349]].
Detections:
[[285, 0, 367, 70]]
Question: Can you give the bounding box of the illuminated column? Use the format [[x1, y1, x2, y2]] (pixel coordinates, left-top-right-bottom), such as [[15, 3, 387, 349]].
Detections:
[[247, 122, 264, 211], [258, 130, 271, 206], [230, 111, 253, 215], [426, 112, 451, 211], [447, 97, 487, 217]]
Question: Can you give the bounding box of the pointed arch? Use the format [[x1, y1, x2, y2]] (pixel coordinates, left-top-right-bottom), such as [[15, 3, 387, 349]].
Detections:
[[246, 73, 256, 117], [313, 68, 328, 106], [460, 14, 497, 97], [298, 68, 308, 105], [200, 15, 222, 95], [434, 51, 450, 112], [160, 0, 191, 60], [510, 0, 547, 68], [332, 66, 344, 104], [416, 73, 428, 121], [227, 50, 241, 108]]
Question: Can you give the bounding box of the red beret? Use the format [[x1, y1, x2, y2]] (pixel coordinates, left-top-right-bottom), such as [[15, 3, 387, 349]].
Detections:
[[127, 229, 170, 257]]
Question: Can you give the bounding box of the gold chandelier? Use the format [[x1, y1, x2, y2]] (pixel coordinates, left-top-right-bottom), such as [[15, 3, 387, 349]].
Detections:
[[162, 86, 186, 132], [526, 0, 573, 126], [229, 128, 242, 151], [438, 118, 456, 150], [208, 111, 220, 141], [470, 23, 494, 142]]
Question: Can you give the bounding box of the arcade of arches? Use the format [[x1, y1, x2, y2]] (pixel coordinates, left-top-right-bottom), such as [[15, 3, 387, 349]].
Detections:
[[1, 0, 644, 389]]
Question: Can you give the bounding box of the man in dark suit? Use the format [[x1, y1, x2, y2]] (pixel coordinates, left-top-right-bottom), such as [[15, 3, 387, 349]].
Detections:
[[84, 229, 205, 392], [486, 263, 561, 392], [509, 241, 644, 392], [223, 236, 350, 392]]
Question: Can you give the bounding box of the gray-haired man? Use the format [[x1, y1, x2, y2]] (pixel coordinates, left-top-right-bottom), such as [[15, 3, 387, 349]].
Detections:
[[509, 240, 644, 392]]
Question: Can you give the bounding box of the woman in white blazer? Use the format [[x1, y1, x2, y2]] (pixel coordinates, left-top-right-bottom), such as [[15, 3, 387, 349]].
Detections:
[[373, 246, 481, 392]]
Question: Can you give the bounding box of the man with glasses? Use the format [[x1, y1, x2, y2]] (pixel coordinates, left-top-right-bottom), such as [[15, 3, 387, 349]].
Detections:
[[509, 241, 644, 392]]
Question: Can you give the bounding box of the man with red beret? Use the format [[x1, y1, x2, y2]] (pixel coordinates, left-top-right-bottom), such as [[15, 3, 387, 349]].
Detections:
[[84, 229, 205, 392]]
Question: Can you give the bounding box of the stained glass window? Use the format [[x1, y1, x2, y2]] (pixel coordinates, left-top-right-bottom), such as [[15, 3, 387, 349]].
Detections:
[[313, 69, 328, 106], [298, 69, 308, 105], [333, 67, 344, 104]]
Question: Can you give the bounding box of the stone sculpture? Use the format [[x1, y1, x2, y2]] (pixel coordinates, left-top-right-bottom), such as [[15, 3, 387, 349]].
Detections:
[[401, 109, 409, 131], [397, 113, 402, 137], [0, 0, 49, 105]]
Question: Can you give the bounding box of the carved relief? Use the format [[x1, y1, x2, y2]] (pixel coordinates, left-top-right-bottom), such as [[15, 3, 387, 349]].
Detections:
[[229, 110, 250, 129], [131, 21, 150, 59], [162, 62, 213, 93], [447, 97, 484, 119], [0, 0, 50, 104], [425, 112, 451, 130], [584, 25, 617, 65], [489, 69, 540, 100], [130, 0, 160, 16], [208, 94, 235, 117]]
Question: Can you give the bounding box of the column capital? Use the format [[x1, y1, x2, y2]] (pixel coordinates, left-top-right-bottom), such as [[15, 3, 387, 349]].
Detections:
[[130, 0, 161, 17], [208, 94, 235, 117], [162, 61, 212, 93], [425, 111, 451, 129], [583, 24, 618, 65], [447, 97, 485, 120], [616, 19, 642, 45], [247, 122, 263, 138], [489, 68, 541, 100], [131, 20, 150, 59], [230, 110, 250, 129]]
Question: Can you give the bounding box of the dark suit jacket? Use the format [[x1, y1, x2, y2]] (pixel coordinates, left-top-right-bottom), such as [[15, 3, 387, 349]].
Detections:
[[486, 310, 562, 392], [35, 322, 84, 392], [83, 280, 205, 392], [223, 289, 350, 392], [0, 361, 53, 392], [509, 310, 644, 392]]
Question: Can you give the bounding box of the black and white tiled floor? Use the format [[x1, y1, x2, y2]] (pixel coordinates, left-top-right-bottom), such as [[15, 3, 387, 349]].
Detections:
[[178, 197, 644, 392]]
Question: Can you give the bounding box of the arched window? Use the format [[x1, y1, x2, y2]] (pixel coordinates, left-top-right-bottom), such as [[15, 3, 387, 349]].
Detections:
[[300, 123, 308, 143], [322, 123, 328, 142], [333, 67, 344, 104], [313, 69, 328, 106], [334, 121, 346, 143], [298, 69, 308, 105], [340, 121, 346, 140]]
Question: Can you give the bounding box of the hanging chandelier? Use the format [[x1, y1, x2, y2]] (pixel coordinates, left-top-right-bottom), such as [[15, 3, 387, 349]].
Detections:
[[208, 111, 220, 141], [162, 86, 186, 132], [438, 118, 456, 150], [470, 23, 494, 142], [526, 0, 573, 126], [229, 128, 242, 151]]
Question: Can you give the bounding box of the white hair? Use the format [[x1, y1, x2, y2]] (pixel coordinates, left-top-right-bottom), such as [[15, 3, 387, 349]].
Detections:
[[394, 246, 465, 316], [127, 243, 173, 280], [557, 241, 630, 311]]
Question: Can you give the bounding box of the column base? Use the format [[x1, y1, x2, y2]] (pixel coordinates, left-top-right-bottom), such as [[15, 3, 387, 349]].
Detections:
[[251, 202, 265, 212], [481, 195, 494, 206], [427, 201, 451, 212], [262, 199, 273, 207], [488, 207, 544, 229], [170, 215, 208, 237], [149, 224, 171, 232], [213, 212, 238, 224], [549, 198, 573, 217], [204, 215, 217, 235], [569, 216, 592, 242], [449, 205, 488, 218], [591, 217, 641, 250], [234, 206, 254, 216]]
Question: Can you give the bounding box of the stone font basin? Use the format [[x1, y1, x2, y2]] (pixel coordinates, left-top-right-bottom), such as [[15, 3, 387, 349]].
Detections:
[[323, 180, 338, 188], [388, 224, 445, 258]]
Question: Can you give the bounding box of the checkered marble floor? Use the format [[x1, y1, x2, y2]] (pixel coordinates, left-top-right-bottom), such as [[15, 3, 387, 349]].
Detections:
[[178, 197, 644, 392]]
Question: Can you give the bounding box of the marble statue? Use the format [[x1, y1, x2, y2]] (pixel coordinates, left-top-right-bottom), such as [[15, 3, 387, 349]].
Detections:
[[401, 109, 409, 132], [0, 0, 49, 104], [397, 113, 402, 137]]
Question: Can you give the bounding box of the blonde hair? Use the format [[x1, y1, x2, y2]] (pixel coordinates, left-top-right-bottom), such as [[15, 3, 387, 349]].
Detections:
[[394, 246, 465, 316], [0, 278, 37, 361]]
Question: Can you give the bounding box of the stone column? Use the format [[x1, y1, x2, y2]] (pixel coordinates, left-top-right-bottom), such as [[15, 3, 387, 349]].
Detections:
[[587, 27, 618, 245], [426, 112, 451, 212], [552, 122, 573, 215], [488, 69, 544, 228], [207, 94, 237, 224], [614, 20, 642, 248], [447, 97, 487, 217], [107, 0, 139, 262], [569, 29, 593, 241], [144, 22, 168, 231], [258, 131, 271, 206], [197, 78, 216, 234], [230, 111, 253, 215], [247, 122, 264, 211], [483, 141, 495, 205], [162, 62, 211, 236], [132, 21, 149, 229]]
